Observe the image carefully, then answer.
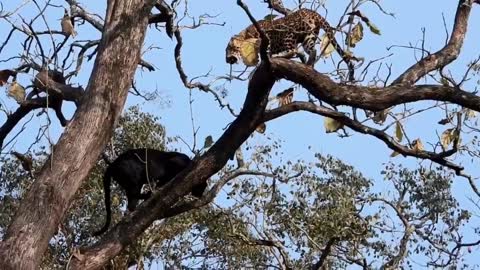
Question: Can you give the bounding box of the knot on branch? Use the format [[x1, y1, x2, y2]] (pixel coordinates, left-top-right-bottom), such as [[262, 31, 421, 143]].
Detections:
[[31, 69, 84, 105]]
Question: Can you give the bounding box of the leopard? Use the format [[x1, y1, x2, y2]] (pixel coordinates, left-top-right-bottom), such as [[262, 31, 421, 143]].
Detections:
[[225, 8, 356, 80]]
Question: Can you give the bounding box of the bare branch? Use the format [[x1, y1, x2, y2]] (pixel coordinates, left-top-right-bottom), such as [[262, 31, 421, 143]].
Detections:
[[311, 237, 338, 270], [392, 0, 474, 85], [263, 102, 465, 173]]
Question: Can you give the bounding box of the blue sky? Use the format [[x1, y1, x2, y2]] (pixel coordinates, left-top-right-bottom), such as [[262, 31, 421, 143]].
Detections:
[[1, 0, 480, 268]]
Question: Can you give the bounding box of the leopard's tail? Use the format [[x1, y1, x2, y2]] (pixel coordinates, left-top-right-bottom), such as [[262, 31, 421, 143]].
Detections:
[[315, 14, 356, 81], [92, 166, 113, 236]]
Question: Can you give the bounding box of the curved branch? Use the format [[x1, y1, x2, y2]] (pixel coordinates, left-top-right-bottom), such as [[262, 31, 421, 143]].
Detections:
[[263, 102, 464, 173], [173, 28, 237, 116], [269, 58, 480, 112], [311, 237, 338, 270], [66, 0, 156, 71], [371, 198, 412, 270], [0, 72, 83, 149], [69, 62, 275, 269], [0, 1, 152, 268], [392, 0, 474, 85]]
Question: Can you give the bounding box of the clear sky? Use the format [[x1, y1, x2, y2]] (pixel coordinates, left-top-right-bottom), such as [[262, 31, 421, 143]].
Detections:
[[1, 0, 480, 268]]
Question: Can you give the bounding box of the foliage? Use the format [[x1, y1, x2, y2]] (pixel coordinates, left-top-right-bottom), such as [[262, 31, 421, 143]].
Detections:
[[0, 0, 480, 268]]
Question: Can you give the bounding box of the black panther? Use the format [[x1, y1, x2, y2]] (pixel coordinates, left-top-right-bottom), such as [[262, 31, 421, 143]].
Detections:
[[93, 148, 207, 236]]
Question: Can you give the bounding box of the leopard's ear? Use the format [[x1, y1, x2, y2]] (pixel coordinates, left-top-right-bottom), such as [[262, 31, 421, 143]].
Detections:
[[231, 37, 243, 47]]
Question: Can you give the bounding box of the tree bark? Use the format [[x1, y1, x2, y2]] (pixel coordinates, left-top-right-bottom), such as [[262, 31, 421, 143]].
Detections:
[[0, 1, 152, 269], [69, 62, 276, 269]]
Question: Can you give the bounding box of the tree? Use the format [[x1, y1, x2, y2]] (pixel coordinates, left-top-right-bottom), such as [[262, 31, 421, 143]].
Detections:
[[0, 0, 479, 269]]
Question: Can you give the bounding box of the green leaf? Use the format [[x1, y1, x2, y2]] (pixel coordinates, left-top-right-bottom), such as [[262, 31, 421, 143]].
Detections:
[[395, 121, 403, 142], [366, 21, 381, 35], [263, 14, 278, 20]]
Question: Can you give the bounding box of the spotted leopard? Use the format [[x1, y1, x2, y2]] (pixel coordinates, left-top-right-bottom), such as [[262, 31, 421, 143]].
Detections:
[[226, 8, 356, 79]]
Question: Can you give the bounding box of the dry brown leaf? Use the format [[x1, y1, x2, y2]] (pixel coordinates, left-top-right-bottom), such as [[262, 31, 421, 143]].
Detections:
[[372, 109, 388, 124], [61, 11, 77, 37], [8, 82, 25, 103], [347, 22, 364, 47], [0, 69, 16, 86], [440, 128, 459, 149], [437, 117, 451, 125], [411, 139, 424, 152], [256, 123, 266, 134], [11, 151, 33, 175], [276, 88, 294, 107]]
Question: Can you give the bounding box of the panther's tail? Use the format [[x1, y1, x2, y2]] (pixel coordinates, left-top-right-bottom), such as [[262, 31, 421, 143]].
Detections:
[[92, 167, 113, 236]]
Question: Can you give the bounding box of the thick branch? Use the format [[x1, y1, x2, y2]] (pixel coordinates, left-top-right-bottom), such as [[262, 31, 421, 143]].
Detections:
[[263, 102, 464, 173], [69, 63, 275, 269], [33, 70, 84, 104], [269, 58, 480, 112], [392, 0, 473, 85], [0, 1, 152, 269], [0, 72, 83, 149]]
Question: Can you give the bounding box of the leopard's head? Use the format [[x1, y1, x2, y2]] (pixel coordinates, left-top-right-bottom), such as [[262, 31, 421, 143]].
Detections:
[[225, 35, 243, 64]]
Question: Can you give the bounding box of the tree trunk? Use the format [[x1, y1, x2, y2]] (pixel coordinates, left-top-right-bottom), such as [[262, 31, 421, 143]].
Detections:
[[0, 1, 152, 269], [68, 62, 276, 269]]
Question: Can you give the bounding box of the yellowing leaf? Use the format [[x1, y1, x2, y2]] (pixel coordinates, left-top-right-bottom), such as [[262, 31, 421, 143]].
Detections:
[[346, 22, 363, 47], [395, 121, 403, 142], [411, 139, 424, 152], [276, 88, 294, 107], [61, 11, 77, 37], [366, 21, 381, 35], [320, 34, 335, 58], [239, 38, 260, 66], [440, 129, 454, 149], [324, 117, 343, 133], [256, 123, 266, 134], [7, 82, 25, 103], [112, 195, 120, 206]]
